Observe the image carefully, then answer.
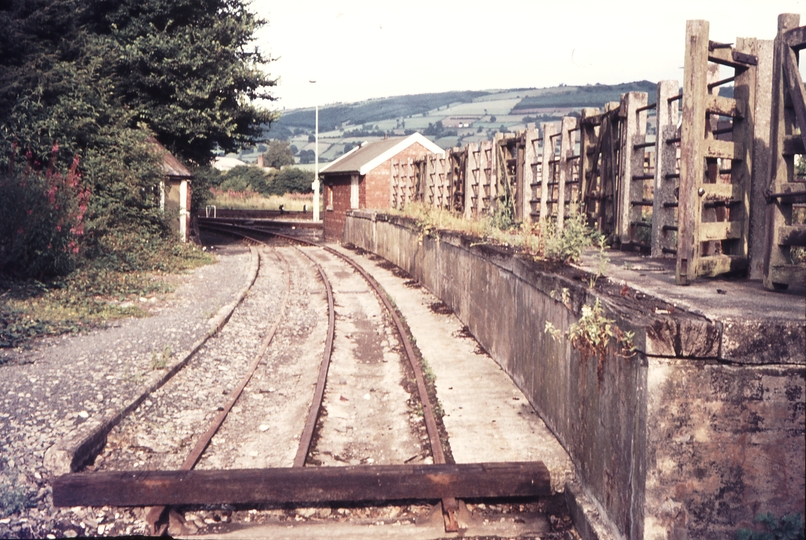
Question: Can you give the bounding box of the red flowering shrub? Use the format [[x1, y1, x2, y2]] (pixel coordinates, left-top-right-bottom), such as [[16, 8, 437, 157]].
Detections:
[[0, 143, 90, 277]]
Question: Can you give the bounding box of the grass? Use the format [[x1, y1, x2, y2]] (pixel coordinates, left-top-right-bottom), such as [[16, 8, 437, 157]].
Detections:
[[208, 190, 322, 212], [392, 202, 606, 267], [0, 242, 214, 354]]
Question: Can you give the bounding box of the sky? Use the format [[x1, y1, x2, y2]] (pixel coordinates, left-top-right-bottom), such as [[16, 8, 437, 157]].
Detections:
[[249, 0, 805, 111]]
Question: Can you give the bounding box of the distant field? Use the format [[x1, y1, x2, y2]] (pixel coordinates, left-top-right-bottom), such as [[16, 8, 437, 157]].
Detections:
[[246, 80, 670, 162]]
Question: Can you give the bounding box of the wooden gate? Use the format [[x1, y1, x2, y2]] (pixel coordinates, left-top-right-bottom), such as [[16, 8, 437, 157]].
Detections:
[[676, 20, 758, 285], [764, 13, 806, 290]]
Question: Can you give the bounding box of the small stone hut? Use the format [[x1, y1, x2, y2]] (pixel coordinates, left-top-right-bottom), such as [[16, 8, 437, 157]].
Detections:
[[320, 133, 443, 242], [149, 138, 193, 242]]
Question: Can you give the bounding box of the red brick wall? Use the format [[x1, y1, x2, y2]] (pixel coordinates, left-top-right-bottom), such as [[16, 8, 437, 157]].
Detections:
[[323, 142, 438, 242], [363, 142, 434, 210]]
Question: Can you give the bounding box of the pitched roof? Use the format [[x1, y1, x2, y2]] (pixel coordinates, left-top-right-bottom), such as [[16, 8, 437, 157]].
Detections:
[[147, 137, 193, 178], [320, 133, 443, 176]]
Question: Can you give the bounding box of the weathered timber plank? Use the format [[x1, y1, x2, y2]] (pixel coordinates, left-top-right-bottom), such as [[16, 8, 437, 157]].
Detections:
[[52, 462, 551, 508], [782, 135, 805, 155], [678, 20, 710, 285], [705, 95, 745, 118], [708, 47, 758, 68], [783, 47, 806, 154], [770, 264, 806, 286], [702, 183, 742, 201], [700, 220, 743, 241], [703, 139, 743, 160], [784, 25, 806, 49], [697, 255, 749, 277], [778, 225, 806, 246]]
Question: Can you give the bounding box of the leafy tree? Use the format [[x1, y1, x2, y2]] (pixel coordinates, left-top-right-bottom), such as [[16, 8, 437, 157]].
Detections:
[[270, 167, 312, 195], [0, 0, 276, 277], [88, 0, 277, 165], [298, 149, 315, 164], [262, 140, 294, 169], [219, 165, 270, 194]]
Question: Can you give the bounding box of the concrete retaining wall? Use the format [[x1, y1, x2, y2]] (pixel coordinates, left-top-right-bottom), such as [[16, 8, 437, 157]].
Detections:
[[344, 211, 805, 540]]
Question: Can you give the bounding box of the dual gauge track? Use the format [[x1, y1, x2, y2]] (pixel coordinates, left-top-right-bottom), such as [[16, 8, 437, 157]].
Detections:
[[52, 221, 550, 535]]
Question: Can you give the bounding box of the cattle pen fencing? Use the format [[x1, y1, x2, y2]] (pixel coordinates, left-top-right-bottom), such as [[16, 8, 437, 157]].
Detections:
[[390, 14, 806, 290]]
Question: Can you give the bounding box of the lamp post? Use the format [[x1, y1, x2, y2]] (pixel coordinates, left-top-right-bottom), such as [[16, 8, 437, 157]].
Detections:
[[310, 80, 320, 222]]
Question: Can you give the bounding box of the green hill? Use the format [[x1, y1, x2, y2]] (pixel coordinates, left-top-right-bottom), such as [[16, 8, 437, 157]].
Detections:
[[249, 81, 670, 164]]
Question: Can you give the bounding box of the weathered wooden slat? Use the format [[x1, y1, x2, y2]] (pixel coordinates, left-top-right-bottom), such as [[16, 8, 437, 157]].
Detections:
[[705, 95, 745, 119], [703, 139, 743, 160], [782, 135, 805, 155], [697, 255, 749, 277], [784, 25, 806, 49], [708, 47, 758, 68], [702, 183, 742, 201], [678, 20, 710, 285], [700, 220, 743, 241], [778, 225, 806, 246], [783, 46, 806, 155], [53, 462, 551, 508], [770, 264, 806, 285]]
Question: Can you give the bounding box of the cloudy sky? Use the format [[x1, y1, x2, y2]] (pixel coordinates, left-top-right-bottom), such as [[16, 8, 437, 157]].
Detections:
[[250, 0, 804, 111]]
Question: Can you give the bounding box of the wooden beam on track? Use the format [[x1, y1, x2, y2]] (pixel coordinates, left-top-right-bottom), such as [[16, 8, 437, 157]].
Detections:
[[53, 462, 551, 508]]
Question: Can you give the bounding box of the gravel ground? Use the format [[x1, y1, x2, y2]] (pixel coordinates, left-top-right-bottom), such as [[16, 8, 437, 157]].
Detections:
[[0, 240, 581, 539], [0, 245, 253, 538]]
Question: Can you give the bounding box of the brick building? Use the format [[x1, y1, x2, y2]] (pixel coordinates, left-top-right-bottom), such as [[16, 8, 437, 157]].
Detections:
[[320, 133, 443, 242]]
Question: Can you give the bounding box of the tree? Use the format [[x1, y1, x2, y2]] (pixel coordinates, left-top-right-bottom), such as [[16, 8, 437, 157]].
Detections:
[[219, 165, 271, 194], [0, 0, 276, 277], [88, 0, 277, 165], [298, 149, 315, 164], [271, 167, 312, 195], [262, 140, 294, 169]]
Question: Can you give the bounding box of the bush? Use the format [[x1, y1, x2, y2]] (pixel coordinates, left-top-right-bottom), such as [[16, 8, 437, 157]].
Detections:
[[271, 168, 313, 195], [219, 165, 271, 194], [0, 144, 89, 278]]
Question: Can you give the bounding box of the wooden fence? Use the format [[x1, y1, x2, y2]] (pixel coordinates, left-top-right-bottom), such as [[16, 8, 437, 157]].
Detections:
[[390, 14, 806, 290]]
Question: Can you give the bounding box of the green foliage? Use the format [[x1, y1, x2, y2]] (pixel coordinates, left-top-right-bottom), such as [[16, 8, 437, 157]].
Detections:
[[0, 146, 89, 278], [219, 165, 271, 194], [151, 344, 171, 370], [93, 0, 277, 165], [737, 513, 804, 540], [0, 458, 34, 517], [272, 167, 313, 195], [544, 295, 635, 381], [190, 165, 223, 211], [0, 0, 275, 271], [1, 240, 213, 348], [544, 212, 604, 264], [262, 140, 295, 169]]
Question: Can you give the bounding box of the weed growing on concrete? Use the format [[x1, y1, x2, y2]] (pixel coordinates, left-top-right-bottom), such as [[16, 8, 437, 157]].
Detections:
[[545, 296, 636, 382], [736, 512, 804, 540]]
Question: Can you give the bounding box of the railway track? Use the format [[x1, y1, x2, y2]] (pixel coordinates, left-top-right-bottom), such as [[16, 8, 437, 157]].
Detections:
[[52, 222, 552, 536]]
